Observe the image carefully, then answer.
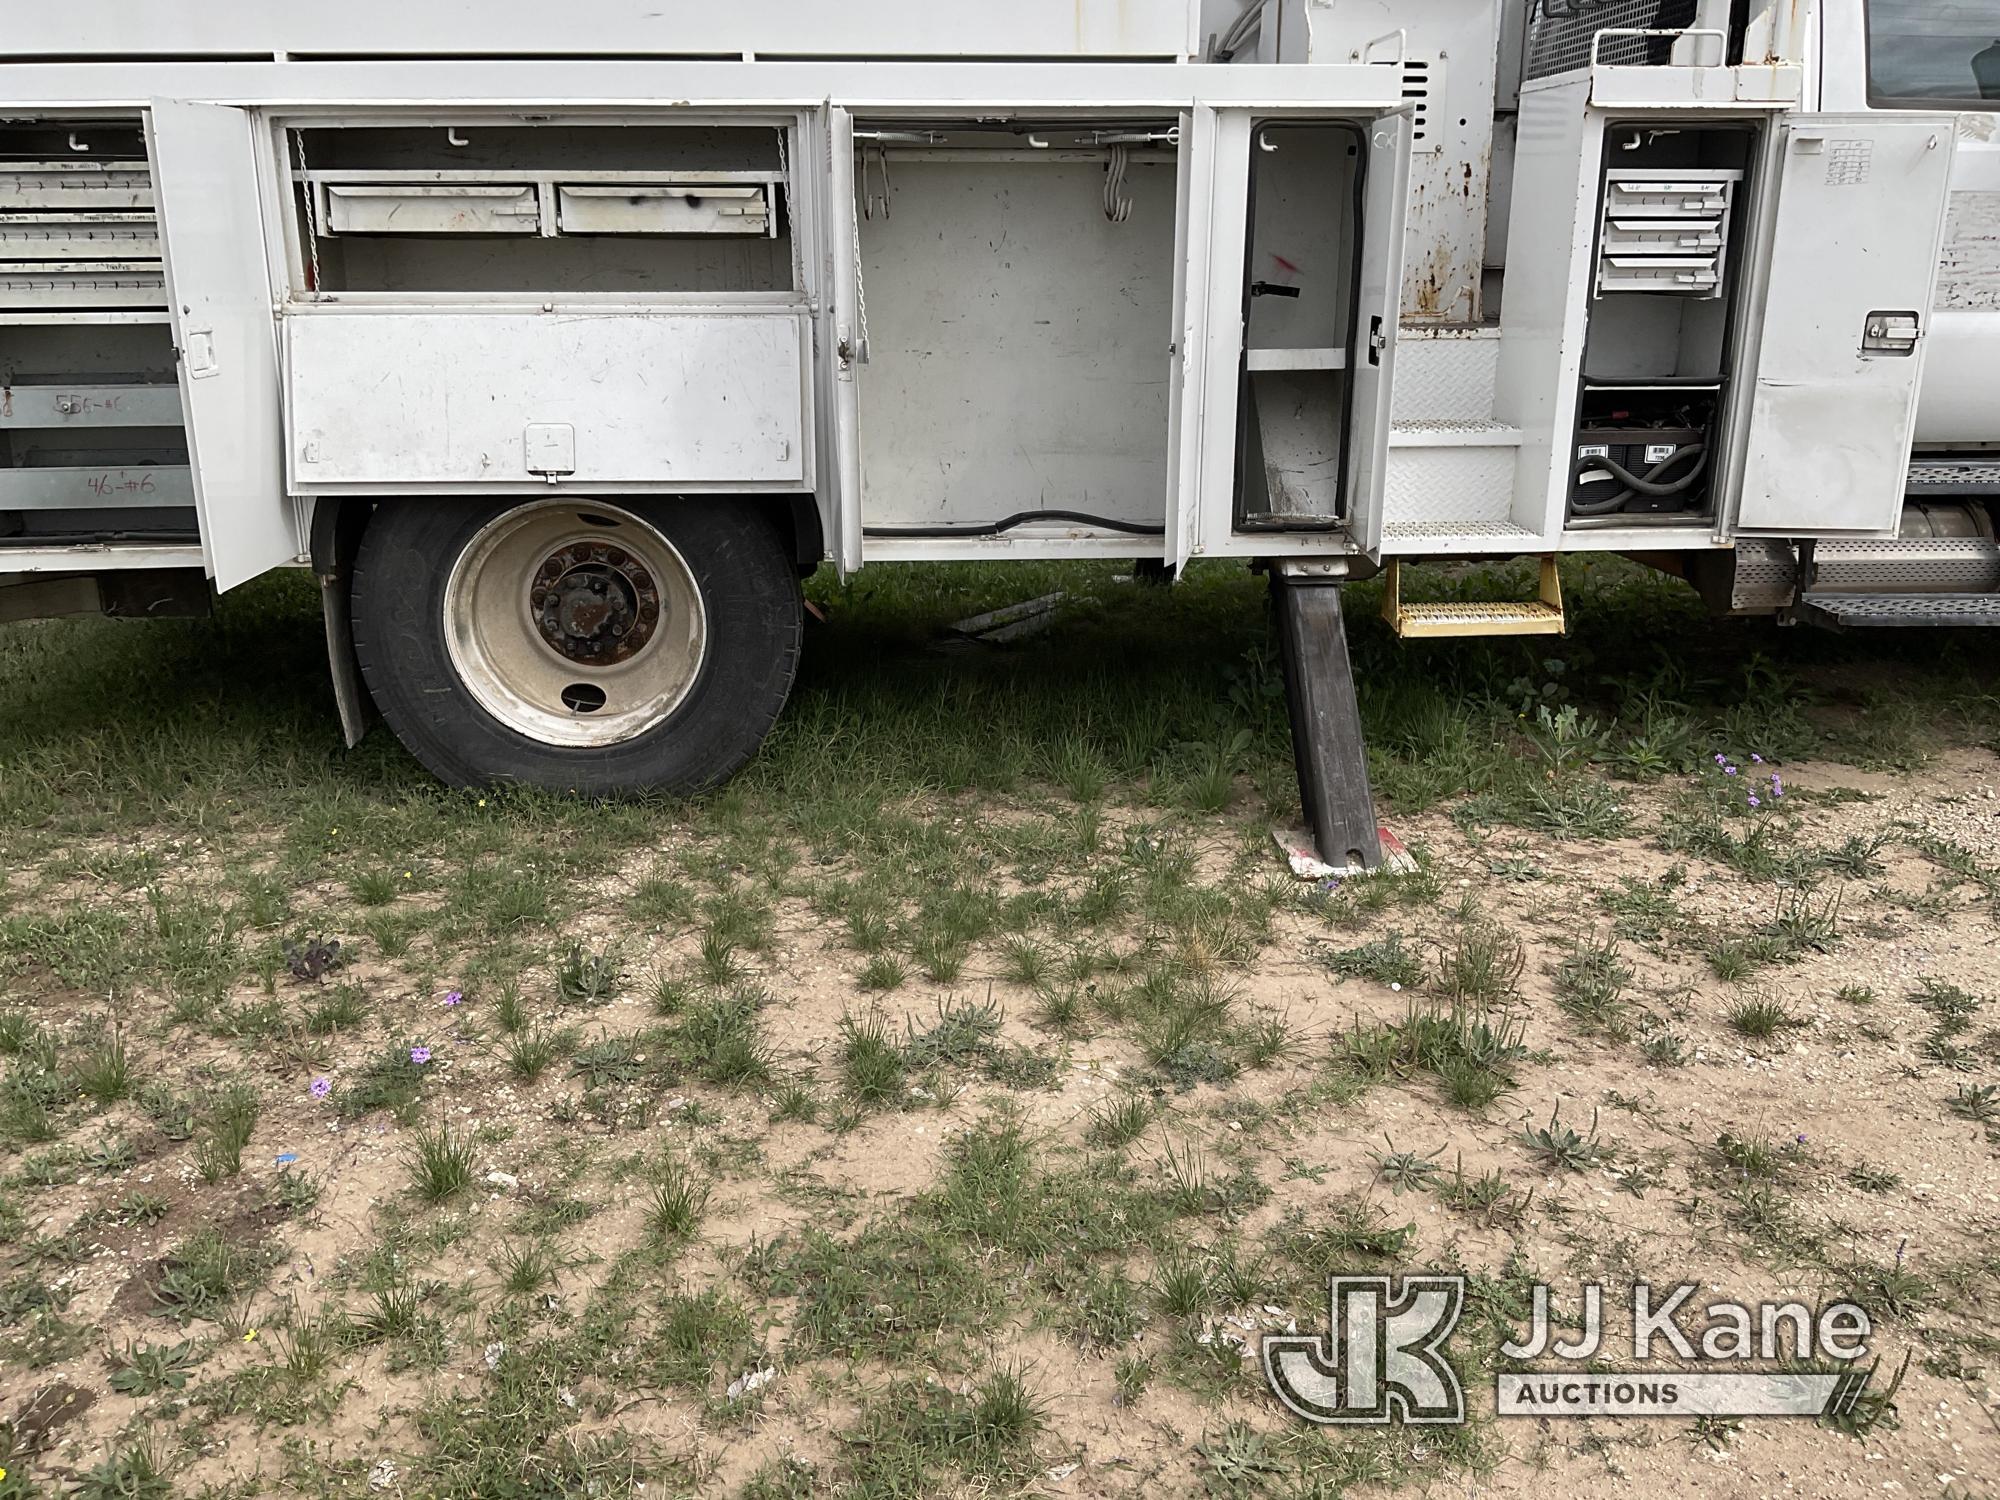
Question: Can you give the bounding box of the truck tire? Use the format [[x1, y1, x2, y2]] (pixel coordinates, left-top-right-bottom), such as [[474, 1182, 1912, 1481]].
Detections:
[[350, 498, 801, 794]]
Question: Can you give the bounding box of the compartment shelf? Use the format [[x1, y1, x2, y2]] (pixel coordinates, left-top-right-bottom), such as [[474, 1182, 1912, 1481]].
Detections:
[[1245, 346, 1347, 372]]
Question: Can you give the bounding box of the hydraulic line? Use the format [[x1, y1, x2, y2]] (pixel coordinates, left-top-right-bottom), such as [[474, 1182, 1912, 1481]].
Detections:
[[863, 509, 1167, 538]]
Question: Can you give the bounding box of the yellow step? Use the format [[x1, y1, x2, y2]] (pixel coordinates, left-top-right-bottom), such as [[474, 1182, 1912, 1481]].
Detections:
[[1382, 556, 1567, 639]]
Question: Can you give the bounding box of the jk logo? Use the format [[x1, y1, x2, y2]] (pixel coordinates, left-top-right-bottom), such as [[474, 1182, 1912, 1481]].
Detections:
[[1264, 1275, 1466, 1425]]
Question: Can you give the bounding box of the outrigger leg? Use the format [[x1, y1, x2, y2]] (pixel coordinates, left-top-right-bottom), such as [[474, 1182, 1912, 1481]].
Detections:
[[1269, 561, 1383, 873]]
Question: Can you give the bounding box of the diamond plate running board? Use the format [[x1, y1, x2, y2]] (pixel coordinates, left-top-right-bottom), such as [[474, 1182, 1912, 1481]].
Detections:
[[1795, 592, 2000, 629]]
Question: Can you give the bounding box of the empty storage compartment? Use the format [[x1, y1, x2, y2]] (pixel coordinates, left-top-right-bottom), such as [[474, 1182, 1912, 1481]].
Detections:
[[850, 120, 1184, 537], [1238, 121, 1362, 531]]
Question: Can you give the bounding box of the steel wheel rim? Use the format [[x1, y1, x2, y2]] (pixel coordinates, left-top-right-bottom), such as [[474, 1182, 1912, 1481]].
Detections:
[[443, 501, 706, 749]]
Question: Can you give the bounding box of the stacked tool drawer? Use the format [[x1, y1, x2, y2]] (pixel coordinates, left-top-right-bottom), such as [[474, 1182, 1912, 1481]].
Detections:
[[1, 155, 167, 320], [1595, 168, 1742, 299], [0, 125, 194, 543]]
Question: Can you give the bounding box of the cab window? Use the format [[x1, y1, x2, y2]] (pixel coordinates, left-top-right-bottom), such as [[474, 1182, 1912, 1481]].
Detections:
[[1868, 0, 2000, 106]]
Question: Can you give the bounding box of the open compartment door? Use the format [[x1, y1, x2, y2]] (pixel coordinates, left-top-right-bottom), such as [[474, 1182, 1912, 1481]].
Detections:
[[1165, 107, 1213, 574], [826, 105, 865, 575], [1343, 111, 1414, 560], [145, 100, 294, 590], [1735, 115, 1956, 536]]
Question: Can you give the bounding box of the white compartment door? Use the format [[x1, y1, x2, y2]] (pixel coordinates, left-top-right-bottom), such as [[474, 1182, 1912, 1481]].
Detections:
[[1736, 115, 1956, 536], [144, 99, 293, 590], [1165, 107, 1212, 573], [1344, 110, 1414, 560], [827, 106, 864, 575]]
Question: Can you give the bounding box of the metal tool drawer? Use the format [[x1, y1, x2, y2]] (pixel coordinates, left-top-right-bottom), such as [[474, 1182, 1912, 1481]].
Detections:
[[1597, 253, 1723, 295], [555, 184, 772, 236], [0, 162, 154, 212], [1601, 217, 1724, 256], [1602, 173, 1737, 218], [322, 183, 541, 235]]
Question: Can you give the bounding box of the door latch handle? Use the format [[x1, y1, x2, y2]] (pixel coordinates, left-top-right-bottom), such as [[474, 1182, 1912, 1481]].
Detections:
[[1250, 281, 1302, 299], [1367, 316, 1387, 367], [1861, 310, 1920, 357]]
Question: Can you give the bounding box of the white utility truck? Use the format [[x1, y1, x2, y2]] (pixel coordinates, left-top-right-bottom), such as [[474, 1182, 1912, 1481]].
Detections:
[[0, 1, 1994, 868]]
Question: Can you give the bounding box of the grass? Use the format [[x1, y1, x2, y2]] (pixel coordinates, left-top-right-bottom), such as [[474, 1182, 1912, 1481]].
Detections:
[[1727, 996, 1801, 1042], [3, 558, 1998, 1494], [645, 1156, 710, 1241], [1324, 931, 1423, 989], [406, 1122, 476, 1202], [1550, 933, 1634, 1035]]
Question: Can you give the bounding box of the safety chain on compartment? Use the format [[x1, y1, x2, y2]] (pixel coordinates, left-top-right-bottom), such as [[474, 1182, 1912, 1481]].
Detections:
[[850, 212, 869, 361], [294, 129, 324, 298], [777, 124, 805, 297]]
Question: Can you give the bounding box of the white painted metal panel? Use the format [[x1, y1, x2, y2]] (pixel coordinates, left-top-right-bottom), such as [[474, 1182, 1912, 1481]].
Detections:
[[1915, 129, 2000, 446], [144, 98, 295, 590], [1164, 107, 1204, 573], [1491, 80, 1596, 541], [827, 107, 864, 574], [1190, 109, 1253, 558], [1736, 115, 1956, 535], [284, 311, 807, 489], [0, 62, 1408, 117], [4, 0, 1200, 61], [1344, 110, 1414, 559]]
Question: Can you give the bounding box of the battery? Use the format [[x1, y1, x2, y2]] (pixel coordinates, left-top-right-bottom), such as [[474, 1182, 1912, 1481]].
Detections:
[[1571, 424, 1705, 515]]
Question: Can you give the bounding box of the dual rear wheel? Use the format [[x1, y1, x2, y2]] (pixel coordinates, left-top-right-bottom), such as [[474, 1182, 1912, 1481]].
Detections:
[[350, 498, 802, 793]]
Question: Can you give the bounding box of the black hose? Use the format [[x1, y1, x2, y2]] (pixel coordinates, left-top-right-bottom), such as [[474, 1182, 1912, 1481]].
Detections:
[[863, 508, 1168, 539], [1569, 442, 1709, 517]]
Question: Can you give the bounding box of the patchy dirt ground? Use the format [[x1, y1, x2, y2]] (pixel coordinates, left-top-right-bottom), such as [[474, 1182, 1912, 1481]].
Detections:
[[3, 739, 1998, 1499]]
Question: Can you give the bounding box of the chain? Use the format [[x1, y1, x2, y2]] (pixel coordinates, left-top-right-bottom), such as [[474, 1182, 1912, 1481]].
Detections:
[[777, 125, 805, 297], [294, 129, 324, 298], [850, 212, 869, 360]]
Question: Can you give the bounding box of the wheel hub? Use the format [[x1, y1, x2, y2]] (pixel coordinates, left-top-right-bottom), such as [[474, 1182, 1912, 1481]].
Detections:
[[530, 544, 661, 665]]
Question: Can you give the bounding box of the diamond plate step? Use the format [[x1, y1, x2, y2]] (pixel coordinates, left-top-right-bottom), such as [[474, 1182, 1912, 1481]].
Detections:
[[1384, 557, 1567, 639], [1907, 460, 2000, 495], [1796, 592, 2000, 629]]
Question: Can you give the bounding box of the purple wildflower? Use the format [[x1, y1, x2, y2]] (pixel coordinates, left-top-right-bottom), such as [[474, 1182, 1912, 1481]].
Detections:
[[1771, 774, 1784, 799], [309, 1076, 332, 1100], [1747, 794, 1761, 809], [1751, 754, 1764, 765], [410, 1046, 432, 1065], [1725, 765, 1738, 777], [1714, 753, 1727, 766], [1796, 1133, 1808, 1145], [443, 990, 464, 1007]]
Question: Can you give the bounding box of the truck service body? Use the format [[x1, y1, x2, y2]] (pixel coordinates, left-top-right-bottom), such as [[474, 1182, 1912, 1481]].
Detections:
[[0, 1, 1995, 867]]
